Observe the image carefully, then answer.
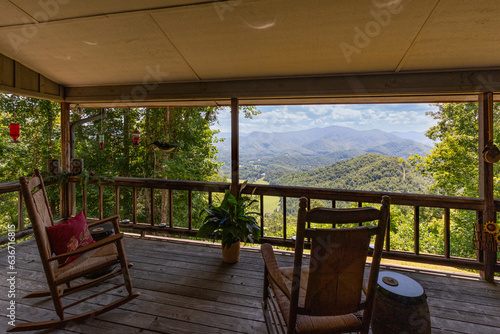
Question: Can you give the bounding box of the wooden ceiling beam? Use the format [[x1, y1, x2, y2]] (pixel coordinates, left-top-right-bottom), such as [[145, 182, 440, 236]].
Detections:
[[64, 69, 500, 105]]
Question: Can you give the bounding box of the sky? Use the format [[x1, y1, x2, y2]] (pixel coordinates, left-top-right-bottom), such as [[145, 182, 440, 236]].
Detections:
[[213, 103, 439, 134]]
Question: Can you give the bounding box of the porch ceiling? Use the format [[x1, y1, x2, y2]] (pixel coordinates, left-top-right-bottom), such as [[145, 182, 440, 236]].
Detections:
[[1, 0, 500, 106]]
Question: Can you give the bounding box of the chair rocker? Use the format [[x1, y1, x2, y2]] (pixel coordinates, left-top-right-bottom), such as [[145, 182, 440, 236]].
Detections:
[[9, 169, 140, 332], [261, 196, 390, 334]]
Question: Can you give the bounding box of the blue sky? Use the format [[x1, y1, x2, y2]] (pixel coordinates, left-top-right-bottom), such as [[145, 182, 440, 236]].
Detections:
[[213, 103, 439, 134]]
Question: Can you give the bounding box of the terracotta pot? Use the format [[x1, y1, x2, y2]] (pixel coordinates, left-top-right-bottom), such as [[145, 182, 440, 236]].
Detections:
[[222, 241, 240, 264]]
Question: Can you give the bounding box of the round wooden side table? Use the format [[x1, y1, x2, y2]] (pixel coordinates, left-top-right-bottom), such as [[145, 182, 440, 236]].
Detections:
[[371, 271, 431, 334]]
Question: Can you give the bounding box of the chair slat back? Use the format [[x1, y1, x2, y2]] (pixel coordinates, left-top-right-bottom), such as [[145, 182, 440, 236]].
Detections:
[[20, 170, 55, 259], [303, 226, 377, 316], [291, 196, 390, 322]]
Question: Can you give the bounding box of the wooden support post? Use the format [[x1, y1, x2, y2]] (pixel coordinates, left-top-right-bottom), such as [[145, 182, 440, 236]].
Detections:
[[231, 97, 239, 198], [478, 92, 497, 282], [60, 102, 71, 218]]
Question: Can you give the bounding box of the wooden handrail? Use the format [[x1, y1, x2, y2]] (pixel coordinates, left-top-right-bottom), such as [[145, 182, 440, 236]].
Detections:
[[71, 176, 487, 210]]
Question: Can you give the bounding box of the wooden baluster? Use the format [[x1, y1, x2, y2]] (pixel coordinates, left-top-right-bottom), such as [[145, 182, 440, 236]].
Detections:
[[18, 190, 24, 231], [414, 206, 420, 255], [331, 200, 336, 228], [132, 187, 137, 224], [444, 208, 451, 259], [115, 186, 120, 217], [385, 212, 391, 252], [358, 201, 363, 226], [476, 210, 484, 263], [98, 184, 103, 220], [150, 188, 155, 226], [282, 196, 287, 240], [260, 194, 264, 238], [188, 190, 193, 231], [83, 183, 87, 218], [169, 189, 173, 228]]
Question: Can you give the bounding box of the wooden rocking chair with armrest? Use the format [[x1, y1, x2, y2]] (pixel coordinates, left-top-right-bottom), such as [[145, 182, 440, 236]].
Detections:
[[9, 169, 140, 332], [261, 196, 390, 334]]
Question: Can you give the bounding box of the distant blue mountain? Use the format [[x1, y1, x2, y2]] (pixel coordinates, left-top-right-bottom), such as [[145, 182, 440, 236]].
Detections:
[[216, 125, 432, 160], [390, 131, 434, 147]]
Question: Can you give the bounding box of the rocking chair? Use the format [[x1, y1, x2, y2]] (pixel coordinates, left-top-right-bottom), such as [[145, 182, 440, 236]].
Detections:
[[261, 196, 390, 334], [9, 169, 139, 332]]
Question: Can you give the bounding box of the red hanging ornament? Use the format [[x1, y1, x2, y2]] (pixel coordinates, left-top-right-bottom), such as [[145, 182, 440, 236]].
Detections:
[[132, 128, 140, 146], [9, 123, 20, 143], [99, 134, 104, 149]]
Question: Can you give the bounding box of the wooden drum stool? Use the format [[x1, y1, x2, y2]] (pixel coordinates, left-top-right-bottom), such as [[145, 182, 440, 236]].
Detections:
[[371, 271, 431, 334], [84, 222, 117, 279]]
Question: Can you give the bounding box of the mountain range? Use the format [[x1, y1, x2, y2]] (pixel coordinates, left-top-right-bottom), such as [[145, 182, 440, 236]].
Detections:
[[216, 125, 431, 161]]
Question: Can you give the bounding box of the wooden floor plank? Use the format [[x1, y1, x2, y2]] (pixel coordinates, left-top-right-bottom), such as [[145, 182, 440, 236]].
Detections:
[[1, 236, 498, 334]]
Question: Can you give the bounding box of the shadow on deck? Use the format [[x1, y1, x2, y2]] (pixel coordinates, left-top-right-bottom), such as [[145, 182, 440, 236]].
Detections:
[[1, 236, 499, 333]]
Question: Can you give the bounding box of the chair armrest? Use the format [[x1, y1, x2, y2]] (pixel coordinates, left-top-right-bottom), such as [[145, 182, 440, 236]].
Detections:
[[48, 233, 124, 262], [87, 215, 121, 234], [261, 243, 291, 299]]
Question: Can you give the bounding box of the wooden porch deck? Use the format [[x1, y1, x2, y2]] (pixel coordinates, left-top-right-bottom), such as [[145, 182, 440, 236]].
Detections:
[[1, 236, 499, 334]]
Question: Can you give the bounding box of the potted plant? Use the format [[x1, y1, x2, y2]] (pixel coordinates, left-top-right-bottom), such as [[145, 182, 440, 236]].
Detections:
[[197, 183, 261, 263]]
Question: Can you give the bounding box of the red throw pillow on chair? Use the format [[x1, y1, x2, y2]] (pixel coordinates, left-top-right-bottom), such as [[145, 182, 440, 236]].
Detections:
[[46, 211, 95, 267]]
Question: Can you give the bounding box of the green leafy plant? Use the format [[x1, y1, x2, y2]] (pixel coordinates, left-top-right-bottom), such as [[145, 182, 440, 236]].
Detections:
[[197, 183, 261, 249]]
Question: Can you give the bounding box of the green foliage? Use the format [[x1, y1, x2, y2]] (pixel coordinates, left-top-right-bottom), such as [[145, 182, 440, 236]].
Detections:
[[197, 186, 261, 249], [275, 153, 432, 193], [0, 95, 61, 227], [408, 102, 500, 198]]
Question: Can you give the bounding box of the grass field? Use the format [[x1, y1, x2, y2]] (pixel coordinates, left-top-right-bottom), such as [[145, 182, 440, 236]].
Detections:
[[254, 178, 281, 214]]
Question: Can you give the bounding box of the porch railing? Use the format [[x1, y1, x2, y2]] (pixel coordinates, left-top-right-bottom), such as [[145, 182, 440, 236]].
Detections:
[[2, 177, 499, 274]]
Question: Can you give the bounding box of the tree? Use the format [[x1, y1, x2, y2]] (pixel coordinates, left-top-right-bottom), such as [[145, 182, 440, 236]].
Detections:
[[409, 102, 500, 197], [0, 95, 61, 228], [407, 102, 500, 259]]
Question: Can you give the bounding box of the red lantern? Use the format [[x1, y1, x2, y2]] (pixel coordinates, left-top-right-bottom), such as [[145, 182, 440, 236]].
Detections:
[[132, 128, 140, 146], [9, 123, 20, 143]]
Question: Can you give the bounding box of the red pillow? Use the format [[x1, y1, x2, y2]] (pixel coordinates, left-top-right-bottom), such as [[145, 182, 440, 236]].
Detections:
[[46, 211, 95, 267]]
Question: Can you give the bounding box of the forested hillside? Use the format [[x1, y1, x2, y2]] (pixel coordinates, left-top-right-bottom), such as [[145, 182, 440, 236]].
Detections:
[[275, 153, 432, 193]]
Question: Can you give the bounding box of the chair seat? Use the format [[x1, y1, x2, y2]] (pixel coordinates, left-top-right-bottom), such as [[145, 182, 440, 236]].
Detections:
[[273, 266, 362, 334], [54, 243, 118, 282]]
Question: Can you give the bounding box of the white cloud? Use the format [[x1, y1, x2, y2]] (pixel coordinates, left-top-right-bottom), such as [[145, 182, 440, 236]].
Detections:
[[212, 104, 438, 134]]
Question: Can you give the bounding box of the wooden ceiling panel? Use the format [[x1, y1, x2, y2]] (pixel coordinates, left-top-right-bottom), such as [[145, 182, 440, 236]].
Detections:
[[0, 0, 36, 27], [8, 0, 207, 22], [0, 14, 198, 86], [400, 0, 500, 71], [152, 0, 437, 80]]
